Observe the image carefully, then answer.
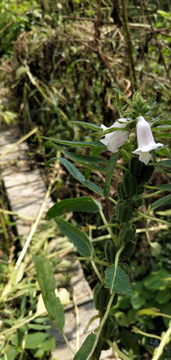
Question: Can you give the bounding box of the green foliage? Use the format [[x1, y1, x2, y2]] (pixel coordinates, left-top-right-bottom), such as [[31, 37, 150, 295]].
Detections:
[[54, 217, 93, 257], [45, 196, 100, 220], [105, 265, 133, 296], [33, 255, 65, 331]]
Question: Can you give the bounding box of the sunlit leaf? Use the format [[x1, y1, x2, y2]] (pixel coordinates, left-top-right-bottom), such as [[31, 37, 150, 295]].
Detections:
[[54, 217, 93, 257], [105, 265, 133, 296], [52, 157, 103, 195], [74, 333, 96, 360], [33, 255, 65, 331], [45, 197, 100, 219]]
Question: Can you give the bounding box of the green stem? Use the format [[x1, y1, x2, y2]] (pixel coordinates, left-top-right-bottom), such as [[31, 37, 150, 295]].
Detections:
[[99, 223, 120, 230], [152, 321, 171, 360], [0, 314, 38, 336], [86, 293, 115, 360], [91, 260, 105, 285], [106, 339, 132, 360], [109, 196, 117, 205], [133, 211, 171, 227], [61, 331, 75, 355], [99, 208, 116, 242], [143, 190, 163, 199], [77, 257, 109, 267], [83, 314, 100, 334]]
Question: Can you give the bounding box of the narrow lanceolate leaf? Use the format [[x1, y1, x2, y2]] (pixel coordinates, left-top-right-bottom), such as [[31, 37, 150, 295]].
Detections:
[[56, 157, 103, 195], [84, 147, 104, 180], [158, 160, 171, 168], [63, 150, 108, 165], [113, 88, 132, 106], [105, 265, 133, 296], [62, 150, 107, 173], [32, 255, 64, 331], [44, 141, 62, 151], [54, 217, 93, 257], [155, 184, 171, 192], [104, 153, 118, 198], [150, 194, 171, 210], [74, 333, 96, 360], [39, 136, 105, 148], [45, 197, 100, 220], [70, 121, 102, 131], [154, 133, 171, 138]]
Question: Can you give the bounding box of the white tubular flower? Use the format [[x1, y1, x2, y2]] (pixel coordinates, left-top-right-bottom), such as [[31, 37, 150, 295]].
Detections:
[[100, 118, 129, 153], [132, 116, 163, 165]]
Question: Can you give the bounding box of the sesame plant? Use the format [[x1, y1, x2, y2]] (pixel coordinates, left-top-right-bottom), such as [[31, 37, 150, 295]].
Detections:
[[34, 90, 171, 360]]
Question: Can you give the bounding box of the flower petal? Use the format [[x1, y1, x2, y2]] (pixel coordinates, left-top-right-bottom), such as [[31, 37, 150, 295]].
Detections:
[[100, 118, 129, 153], [132, 116, 163, 164]]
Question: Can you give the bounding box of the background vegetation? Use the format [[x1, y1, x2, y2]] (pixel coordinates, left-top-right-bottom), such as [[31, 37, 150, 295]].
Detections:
[[0, 0, 171, 359]]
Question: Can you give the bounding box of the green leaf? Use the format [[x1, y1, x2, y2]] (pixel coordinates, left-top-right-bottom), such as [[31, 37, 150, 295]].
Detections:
[[71, 121, 102, 131], [150, 194, 171, 210], [154, 132, 171, 138], [28, 324, 51, 330], [63, 150, 107, 165], [115, 311, 128, 326], [74, 333, 96, 360], [152, 125, 171, 131], [84, 148, 104, 179], [104, 153, 118, 198], [45, 197, 100, 220], [131, 295, 146, 310], [62, 150, 107, 173], [54, 157, 103, 195], [44, 141, 62, 151], [148, 94, 156, 110], [116, 91, 122, 113], [40, 336, 56, 352], [40, 136, 105, 148], [156, 147, 169, 156], [113, 88, 132, 106], [54, 217, 93, 257], [32, 255, 65, 331], [158, 160, 171, 168], [5, 345, 18, 360], [143, 269, 169, 290], [136, 308, 160, 317], [24, 332, 48, 349], [105, 265, 133, 296]]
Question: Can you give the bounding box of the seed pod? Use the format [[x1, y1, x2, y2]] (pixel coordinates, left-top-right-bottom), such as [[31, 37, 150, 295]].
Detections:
[[110, 214, 120, 236], [137, 186, 144, 195], [129, 156, 143, 176], [138, 163, 155, 184], [116, 200, 133, 223], [119, 222, 136, 244], [105, 241, 117, 264], [132, 194, 144, 208], [117, 181, 126, 200], [123, 173, 138, 197], [93, 284, 110, 312], [122, 162, 129, 174], [101, 258, 108, 278], [100, 316, 118, 340], [112, 293, 118, 306], [121, 234, 137, 259]]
